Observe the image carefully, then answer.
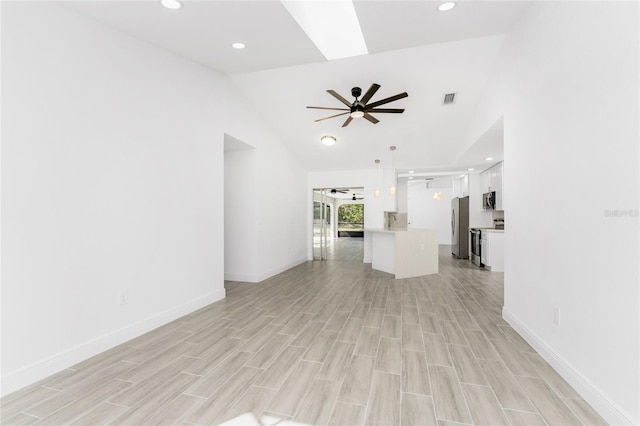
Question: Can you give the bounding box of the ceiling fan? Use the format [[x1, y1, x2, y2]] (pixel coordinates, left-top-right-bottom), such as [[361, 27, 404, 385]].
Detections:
[[307, 83, 408, 127], [330, 188, 349, 194], [352, 194, 364, 201]]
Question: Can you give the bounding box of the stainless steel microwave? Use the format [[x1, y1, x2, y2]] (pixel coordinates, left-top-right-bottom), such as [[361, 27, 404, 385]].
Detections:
[[483, 191, 496, 210]]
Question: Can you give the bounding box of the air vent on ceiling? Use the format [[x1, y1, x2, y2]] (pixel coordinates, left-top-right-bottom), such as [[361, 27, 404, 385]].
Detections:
[[442, 93, 456, 105]]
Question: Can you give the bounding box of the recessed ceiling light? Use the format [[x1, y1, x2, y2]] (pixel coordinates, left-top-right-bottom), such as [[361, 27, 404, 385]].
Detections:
[[468, 168, 475, 171], [485, 157, 494, 161], [438, 2, 456, 12], [231, 42, 246, 49], [321, 135, 336, 146], [408, 177, 414, 180], [408, 170, 415, 174], [160, 0, 181, 10]]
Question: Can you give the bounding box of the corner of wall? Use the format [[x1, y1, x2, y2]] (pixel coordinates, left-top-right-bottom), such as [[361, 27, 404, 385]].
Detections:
[[503, 308, 638, 426]]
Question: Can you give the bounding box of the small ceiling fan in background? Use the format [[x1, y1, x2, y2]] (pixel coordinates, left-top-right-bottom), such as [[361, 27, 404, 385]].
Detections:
[[307, 83, 408, 127], [351, 194, 364, 201], [330, 188, 349, 194]]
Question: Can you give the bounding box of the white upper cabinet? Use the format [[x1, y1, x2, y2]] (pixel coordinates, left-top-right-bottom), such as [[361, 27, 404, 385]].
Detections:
[[452, 175, 469, 198], [480, 162, 504, 211]]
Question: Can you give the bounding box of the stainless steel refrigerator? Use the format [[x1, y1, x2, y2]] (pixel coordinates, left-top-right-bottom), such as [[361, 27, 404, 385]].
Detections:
[[451, 196, 469, 259]]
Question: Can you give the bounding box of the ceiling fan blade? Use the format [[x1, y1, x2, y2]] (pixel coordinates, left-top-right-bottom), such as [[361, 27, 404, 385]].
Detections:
[[307, 106, 349, 111], [365, 92, 408, 109], [342, 116, 353, 127], [314, 112, 349, 122], [359, 83, 381, 106], [327, 90, 353, 107], [363, 113, 379, 124], [365, 108, 405, 113]]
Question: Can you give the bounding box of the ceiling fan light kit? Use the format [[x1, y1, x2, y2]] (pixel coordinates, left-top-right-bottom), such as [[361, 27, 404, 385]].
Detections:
[[307, 83, 408, 128]]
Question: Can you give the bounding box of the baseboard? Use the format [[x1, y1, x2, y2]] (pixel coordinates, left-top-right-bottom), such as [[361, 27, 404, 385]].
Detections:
[[225, 257, 308, 283], [1, 288, 226, 397], [224, 272, 259, 282], [503, 307, 637, 425], [256, 257, 307, 282]]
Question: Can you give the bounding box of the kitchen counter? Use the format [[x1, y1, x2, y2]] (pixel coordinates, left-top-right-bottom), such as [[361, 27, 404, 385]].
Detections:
[[364, 228, 438, 279]]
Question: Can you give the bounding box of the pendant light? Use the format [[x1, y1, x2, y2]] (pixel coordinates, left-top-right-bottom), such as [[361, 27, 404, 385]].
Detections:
[[389, 146, 397, 195], [374, 159, 381, 198]]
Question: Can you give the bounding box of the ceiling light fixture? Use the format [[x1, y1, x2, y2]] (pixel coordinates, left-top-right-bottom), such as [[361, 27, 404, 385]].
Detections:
[[468, 168, 475, 171], [438, 2, 456, 12], [408, 177, 414, 180], [374, 159, 381, 198], [485, 157, 494, 161], [389, 146, 397, 196], [160, 0, 182, 10], [321, 135, 336, 146], [409, 170, 415, 174], [231, 42, 246, 49]]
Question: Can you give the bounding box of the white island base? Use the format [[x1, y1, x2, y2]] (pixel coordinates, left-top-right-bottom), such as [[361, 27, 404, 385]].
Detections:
[[364, 229, 439, 279]]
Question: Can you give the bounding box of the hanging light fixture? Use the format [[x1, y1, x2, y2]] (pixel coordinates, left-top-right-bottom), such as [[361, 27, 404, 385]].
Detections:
[[389, 146, 397, 196], [374, 159, 381, 198]]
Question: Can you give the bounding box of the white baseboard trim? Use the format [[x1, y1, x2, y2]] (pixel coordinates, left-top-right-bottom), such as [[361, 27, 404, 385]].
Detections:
[[1, 288, 226, 397], [256, 257, 307, 282], [225, 257, 308, 283], [224, 272, 259, 282], [503, 307, 637, 426]]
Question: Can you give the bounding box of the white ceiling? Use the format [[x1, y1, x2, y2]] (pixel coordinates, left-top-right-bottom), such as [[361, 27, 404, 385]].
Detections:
[[61, 0, 529, 173]]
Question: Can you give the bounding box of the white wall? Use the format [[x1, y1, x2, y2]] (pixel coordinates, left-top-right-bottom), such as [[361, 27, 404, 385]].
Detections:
[[407, 183, 452, 244], [224, 137, 258, 282], [1, 1, 307, 395], [396, 180, 408, 212], [223, 90, 308, 282], [467, 2, 639, 424]]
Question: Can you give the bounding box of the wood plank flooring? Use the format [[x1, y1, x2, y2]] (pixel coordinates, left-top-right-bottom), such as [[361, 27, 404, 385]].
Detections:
[[1, 246, 607, 425]]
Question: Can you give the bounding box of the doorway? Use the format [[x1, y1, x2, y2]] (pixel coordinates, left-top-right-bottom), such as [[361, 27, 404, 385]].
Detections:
[[312, 188, 365, 261]]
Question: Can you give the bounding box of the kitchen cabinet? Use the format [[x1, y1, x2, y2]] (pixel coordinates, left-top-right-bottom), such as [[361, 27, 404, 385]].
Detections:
[[481, 230, 504, 272], [452, 175, 469, 198], [480, 162, 503, 211]]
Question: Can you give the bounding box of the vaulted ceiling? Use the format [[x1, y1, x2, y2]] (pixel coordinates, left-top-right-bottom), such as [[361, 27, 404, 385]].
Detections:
[[62, 0, 529, 173]]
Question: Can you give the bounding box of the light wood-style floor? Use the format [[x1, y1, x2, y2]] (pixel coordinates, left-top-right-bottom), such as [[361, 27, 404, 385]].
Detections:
[[1, 247, 607, 425], [326, 237, 364, 261]]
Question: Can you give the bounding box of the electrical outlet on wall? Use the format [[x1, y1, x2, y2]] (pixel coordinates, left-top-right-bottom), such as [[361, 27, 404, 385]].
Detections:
[[118, 291, 128, 306], [553, 306, 560, 325]]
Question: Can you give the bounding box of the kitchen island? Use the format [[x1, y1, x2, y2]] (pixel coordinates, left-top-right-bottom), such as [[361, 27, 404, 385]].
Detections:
[[364, 228, 438, 279]]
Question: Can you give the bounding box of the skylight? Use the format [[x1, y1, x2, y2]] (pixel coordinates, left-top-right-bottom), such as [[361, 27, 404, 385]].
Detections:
[[281, 0, 368, 61]]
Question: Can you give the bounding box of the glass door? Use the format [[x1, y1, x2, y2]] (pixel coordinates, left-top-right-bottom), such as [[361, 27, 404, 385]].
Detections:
[[313, 189, 330, 260]]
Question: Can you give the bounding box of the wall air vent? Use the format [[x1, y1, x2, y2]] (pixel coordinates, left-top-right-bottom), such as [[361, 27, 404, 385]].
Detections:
[[442, 93, 456, 105]]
